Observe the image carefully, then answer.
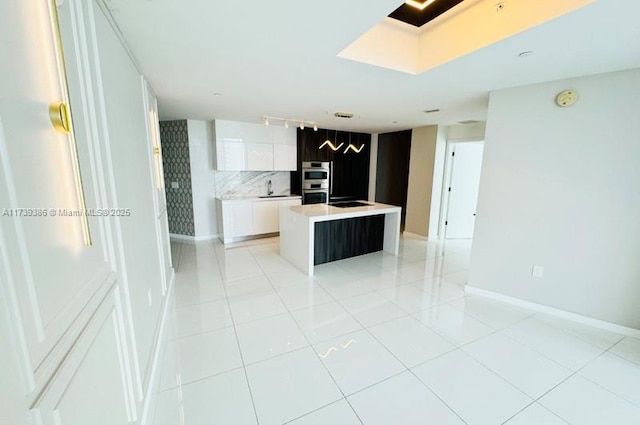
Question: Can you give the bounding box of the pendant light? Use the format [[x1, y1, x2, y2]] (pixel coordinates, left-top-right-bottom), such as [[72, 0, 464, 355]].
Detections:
[[319, 128, 343, 151]]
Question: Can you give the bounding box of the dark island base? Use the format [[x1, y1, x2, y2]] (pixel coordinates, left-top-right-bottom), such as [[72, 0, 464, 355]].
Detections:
[[314, 214, 385, 265]]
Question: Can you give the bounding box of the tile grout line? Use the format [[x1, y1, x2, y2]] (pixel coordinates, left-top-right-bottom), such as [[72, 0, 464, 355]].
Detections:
[[316, 248, 477, 425], [348, 306, 470, 425], [211, 240, 261, 425], [503, 335, 633, 424], [247, 245, 366, 425]]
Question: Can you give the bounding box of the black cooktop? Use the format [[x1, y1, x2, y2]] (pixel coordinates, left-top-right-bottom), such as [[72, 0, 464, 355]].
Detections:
[[329, 201, 372, 208]]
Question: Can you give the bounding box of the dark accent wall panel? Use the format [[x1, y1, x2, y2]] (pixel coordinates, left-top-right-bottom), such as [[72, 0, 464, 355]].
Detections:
[[376, 130, 412, 231], [314, 215, 385, 265], [293, 128, 371, 201], [159, 120, 195, 236]]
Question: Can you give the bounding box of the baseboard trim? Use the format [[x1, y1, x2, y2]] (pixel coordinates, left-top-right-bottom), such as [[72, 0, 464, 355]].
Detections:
[[465, 285, 640, 339], [138, 268, 175, 425], [169, 233, 219, 242]]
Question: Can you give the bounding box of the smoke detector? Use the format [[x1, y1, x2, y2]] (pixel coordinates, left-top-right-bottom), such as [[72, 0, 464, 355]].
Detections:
[[334, 112, 354, 119]]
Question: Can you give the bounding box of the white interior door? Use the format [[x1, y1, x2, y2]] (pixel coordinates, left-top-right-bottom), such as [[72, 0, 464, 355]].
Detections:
[[445, 142, 484, 239]]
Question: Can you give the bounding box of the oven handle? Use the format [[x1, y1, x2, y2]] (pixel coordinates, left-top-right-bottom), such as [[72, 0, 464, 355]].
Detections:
[[330, 161, 333, 196]]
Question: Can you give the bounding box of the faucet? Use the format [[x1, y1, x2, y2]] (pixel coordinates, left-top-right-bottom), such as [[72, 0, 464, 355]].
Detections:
[[267, 179, 273, 196]]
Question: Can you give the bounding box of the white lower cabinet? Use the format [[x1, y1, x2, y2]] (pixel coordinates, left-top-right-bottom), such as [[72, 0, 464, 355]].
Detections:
[[230, 202, 254, 236], [217, 198, 301, 243], [253, 201, 279, 234]]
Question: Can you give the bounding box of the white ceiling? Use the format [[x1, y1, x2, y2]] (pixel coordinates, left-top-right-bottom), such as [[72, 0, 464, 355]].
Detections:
[[106, 0, 640, 133]]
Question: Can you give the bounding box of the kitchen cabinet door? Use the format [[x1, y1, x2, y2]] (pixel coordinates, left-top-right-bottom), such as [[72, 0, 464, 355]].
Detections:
[[222, 141, 246, 170], [252, 201, 279, 234], [230, 203, 254, 236], [246, 143, 274, 170], [273, 144, 296, 170]]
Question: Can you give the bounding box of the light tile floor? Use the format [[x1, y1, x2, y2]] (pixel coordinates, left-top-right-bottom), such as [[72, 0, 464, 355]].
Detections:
[[151, 235, 640, 425]]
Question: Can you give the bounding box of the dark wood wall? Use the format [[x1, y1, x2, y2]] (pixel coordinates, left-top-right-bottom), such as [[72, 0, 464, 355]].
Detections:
[[376, 130, 412, 231], [292, 128, 371, 200]]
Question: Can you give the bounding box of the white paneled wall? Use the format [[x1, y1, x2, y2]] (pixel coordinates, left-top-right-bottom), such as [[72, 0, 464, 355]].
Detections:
[[0, 1, 172, 424]]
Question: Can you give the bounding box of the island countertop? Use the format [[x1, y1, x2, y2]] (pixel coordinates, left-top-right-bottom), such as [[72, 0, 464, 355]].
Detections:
[[285, 201, 401, 221]]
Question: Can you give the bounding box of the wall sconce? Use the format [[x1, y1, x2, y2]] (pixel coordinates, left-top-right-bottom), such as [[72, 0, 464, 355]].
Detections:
[[48, 0, 92, 247]]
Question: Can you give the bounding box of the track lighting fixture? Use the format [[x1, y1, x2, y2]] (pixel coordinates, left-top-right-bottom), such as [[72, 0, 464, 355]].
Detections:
[[262, 116, 318, 131]]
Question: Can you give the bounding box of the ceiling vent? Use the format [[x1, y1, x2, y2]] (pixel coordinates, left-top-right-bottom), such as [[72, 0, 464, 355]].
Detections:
[[334, 112, 354, 119], [423, 109, 440, 113], [458, 119, 482, 125]]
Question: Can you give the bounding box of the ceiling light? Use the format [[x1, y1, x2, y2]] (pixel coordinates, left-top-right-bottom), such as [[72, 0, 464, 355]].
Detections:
[[405, 0, 436, 11], [263, 116, 317, 129]]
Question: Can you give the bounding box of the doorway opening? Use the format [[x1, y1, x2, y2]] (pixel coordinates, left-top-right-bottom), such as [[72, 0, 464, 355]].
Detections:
[[440, 141, 484, 239]]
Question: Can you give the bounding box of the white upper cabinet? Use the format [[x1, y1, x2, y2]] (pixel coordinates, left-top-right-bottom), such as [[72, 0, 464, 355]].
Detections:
[[246, 143, 274, 170], [213, 120, 296, 171], [273, 144, 297, 171]]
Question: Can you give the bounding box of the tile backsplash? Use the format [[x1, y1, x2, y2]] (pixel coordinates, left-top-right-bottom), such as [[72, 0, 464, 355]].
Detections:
[[215, 171, 291, 198]]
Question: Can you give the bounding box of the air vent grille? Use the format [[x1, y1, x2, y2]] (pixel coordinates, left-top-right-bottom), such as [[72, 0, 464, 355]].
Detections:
[[334, 112, 354, 119]]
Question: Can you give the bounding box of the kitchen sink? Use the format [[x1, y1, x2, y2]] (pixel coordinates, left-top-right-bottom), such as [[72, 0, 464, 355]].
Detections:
[[258, 195, 289, 198], [329, 201, 371, 208]]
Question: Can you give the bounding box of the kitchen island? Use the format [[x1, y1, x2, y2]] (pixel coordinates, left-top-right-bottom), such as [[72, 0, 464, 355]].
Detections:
[[279, 201, 401, 276]]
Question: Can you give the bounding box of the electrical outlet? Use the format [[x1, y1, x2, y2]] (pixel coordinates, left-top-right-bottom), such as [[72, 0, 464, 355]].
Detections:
[[532, 265, 544, 278], [147, 289, 153, 307]]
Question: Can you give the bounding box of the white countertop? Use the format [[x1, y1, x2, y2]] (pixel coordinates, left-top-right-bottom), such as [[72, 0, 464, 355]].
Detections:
[[217, 195, 301, 202], [285, 201, 401, 222]]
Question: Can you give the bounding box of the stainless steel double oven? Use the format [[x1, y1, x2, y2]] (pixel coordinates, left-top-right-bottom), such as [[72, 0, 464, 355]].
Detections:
[[301, 161, 330, 204]]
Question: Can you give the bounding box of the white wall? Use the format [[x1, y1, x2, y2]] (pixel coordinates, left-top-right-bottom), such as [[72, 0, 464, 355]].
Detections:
[[406, 126, 438, 236], [368, 133, 378, 201], [187, 120, 217, 238], [469, 68, 640, 329], [447, 122, 486, 142], [94, 3, 165, 380]]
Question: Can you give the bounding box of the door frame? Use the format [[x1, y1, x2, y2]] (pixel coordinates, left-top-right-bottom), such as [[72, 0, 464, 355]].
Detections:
[[437, 139, 485, 239]]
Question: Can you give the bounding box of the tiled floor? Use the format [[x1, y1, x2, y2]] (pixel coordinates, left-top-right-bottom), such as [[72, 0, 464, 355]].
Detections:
[[151, 235, 640, 425]]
